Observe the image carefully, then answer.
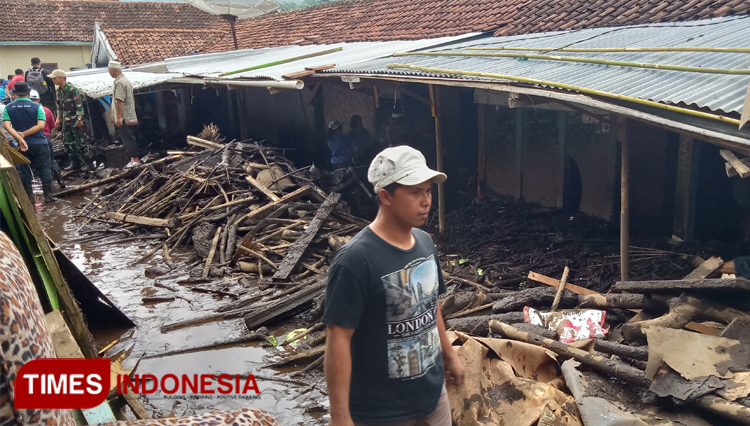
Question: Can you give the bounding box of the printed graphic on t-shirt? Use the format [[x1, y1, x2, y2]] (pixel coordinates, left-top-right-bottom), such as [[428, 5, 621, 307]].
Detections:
[[382, 255, 441, 379]]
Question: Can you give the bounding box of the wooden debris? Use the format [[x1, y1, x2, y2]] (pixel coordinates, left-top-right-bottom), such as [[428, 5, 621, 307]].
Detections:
[[528, 271, 598, 295], [187, 135, 224, 150], [613, 277, 750, 293], [202, 226, 222, 279], [578, 293, 662, 310], [720, 149, 750, 178], [489, 321, 651, 388], [550, 266, 570, 311], [244, 280, 325, 331], [105, 212, 173, 228], [272, 192, 341, 281]]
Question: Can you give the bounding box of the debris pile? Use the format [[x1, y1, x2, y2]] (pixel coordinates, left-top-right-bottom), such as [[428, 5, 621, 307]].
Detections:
[[444, 253, 750, 425], [438, 198, 702, 293], [61, 128, 367, 370]]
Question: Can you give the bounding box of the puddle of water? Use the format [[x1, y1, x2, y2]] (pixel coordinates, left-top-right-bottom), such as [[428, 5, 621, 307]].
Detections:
[[37, 189, 328, 425]]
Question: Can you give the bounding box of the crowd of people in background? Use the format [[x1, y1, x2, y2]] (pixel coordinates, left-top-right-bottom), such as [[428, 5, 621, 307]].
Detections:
[[1, 57, 140, 207]]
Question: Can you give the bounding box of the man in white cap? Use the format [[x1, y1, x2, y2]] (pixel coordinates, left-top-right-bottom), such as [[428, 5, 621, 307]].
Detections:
[[323, 146, 464, 426], [108, 61, 140, 168]]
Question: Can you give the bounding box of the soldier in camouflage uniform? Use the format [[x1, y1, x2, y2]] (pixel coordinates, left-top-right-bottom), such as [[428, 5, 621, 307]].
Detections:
[[50, 69, 93, 171]]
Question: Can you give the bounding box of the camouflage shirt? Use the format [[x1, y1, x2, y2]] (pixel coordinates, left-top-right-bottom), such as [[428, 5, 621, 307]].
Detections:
[[56, 82, 84, 120]]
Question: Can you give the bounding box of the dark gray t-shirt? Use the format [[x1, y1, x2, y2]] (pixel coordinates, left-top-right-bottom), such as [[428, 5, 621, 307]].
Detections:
[[322, 226, 447, 425]]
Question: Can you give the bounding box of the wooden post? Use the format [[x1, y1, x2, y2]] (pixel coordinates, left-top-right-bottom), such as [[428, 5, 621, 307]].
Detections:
[[618, 116, 630, 281], [429, 84, 446, 232], [673, 135, 699, 241], [557, 111, 567, 209], [515, 109, 524, 200], [477, 104, 486, 184], [238, 89, 250, 141]]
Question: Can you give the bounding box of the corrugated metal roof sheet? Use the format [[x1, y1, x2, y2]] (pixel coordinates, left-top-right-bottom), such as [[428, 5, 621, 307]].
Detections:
[[67, 69, 182, 98], [161, 33, 483, 81], [323, 16, 750, 115]]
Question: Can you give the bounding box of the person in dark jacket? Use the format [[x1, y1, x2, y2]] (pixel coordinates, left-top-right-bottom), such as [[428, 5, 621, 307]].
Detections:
[[327, 120, 353, 169]]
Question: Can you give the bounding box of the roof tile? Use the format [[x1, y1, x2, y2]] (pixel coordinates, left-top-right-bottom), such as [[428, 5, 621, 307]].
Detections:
[[0, 0, 222, 43]]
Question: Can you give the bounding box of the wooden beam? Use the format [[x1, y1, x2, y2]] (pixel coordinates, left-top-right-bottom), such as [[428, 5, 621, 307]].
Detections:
[[720, 149, 750, 178], [477, 104, 486, 184], [245, 176, 280, 202], [400, 86, 431, 107], [528, 271, 598, 295], [187, 135, 224, 150], [673, 135, 699, 241], [555, 100, 613, 125], [429, 84, 446, 232], [557, 111, 566, 209], [618, 116, 630, 281], [725, 157, 750, 178], [104, 212, 173, 227], [613, 277, 750, 293], [304, 82, 322, 107], [515, 109, 523, 200], [240, 186, 312, 222], [272, 192, 341, 281]]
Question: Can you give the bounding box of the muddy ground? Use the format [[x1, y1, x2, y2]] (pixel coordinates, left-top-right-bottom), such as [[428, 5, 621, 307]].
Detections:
[[38, 195, 328, 424]]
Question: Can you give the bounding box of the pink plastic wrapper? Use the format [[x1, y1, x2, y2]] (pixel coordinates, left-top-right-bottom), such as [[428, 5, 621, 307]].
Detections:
[[524, 307, 609, 343]]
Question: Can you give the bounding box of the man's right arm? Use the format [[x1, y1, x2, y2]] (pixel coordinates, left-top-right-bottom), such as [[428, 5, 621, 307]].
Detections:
[[325, 325, 355, 426]]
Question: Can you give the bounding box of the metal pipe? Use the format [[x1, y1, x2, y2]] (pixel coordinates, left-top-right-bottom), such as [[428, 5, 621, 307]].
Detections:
[[385, 63, 742, 126], [204, 79, 305, 90], [395, 51, 750, 75]]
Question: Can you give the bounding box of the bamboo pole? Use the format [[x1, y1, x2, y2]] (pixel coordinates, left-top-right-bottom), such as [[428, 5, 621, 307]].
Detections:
[[396, 51, 750, 75], [466, 46, 750, 54], [220, 47, 343, 76], [619, 116, 630, 281], [385, 63, 742, 126], [429, 84, 446, 232]]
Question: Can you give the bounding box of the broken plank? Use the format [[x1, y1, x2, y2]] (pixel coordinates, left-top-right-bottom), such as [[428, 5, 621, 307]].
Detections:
[[267, 345, 325, 368], [187, 135, 224, 150], [528, 271, 598, 295], [271, 192, 341, 281], [684, 256, 724, 280], [242, 186, 313, 222], [244, 280, 325, 330], [282, 70, 315, 79], [246, 175, 280, 202], [104, 212, 173, 227], [202, 226, 222, 279], [444, 273, 491, 292], [613, 277, 750, 293], [721, 149, 750, 178], [726, 158, 750, 178]]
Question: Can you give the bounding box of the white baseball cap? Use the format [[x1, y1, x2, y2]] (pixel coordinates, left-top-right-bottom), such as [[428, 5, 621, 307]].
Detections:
[[29, 90, 40, 100], [368, 146, 446, 192]]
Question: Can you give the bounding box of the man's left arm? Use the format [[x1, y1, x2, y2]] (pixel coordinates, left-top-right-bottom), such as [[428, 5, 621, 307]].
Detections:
[[436, 308, 464, 387]]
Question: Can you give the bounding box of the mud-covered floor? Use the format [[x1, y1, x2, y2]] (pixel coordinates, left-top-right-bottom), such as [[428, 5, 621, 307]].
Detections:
[[38, 194, 328, 425]]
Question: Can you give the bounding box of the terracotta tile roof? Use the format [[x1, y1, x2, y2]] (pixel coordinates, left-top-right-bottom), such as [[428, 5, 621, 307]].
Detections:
[[104, 28, 227, 66], [204, 0, 749, 53], [0, 0, 223, 43], [204, 0, 522, 52], [496, 0, 750, 36]]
